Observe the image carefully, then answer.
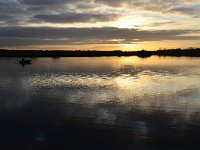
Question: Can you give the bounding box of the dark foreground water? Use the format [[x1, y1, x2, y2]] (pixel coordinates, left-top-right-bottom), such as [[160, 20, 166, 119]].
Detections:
[[0, 56, 200, 150]]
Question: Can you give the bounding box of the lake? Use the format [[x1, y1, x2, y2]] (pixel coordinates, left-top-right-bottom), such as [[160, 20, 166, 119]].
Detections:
[[0, 56, 200, 149]]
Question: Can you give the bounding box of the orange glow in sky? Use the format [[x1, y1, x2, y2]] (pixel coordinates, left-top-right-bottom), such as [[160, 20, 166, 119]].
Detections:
[[0, 0, 200, 50]]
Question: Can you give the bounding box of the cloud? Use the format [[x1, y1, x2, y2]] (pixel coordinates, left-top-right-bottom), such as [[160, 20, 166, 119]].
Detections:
[[32, 13, 121, 23], [0, 0, 199, 49], [95, 0, 200, 16], [0, 1, 29, 26], [0, 27, 199, 47], [141, 21, 180, 27], [169, 7, 200, 17], [0, 0, 199, 27], [19, 0, 82, 6], [95, 0, 125, 7]]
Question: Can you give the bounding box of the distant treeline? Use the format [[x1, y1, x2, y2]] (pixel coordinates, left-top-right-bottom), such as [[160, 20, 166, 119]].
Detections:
[[0, 48, 200, 57]]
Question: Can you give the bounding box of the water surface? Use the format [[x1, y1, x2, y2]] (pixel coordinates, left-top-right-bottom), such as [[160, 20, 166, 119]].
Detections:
[[0, 56, 200, 149]]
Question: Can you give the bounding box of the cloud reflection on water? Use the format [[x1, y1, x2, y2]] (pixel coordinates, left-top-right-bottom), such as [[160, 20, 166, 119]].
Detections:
[[0, 56, 200, 128], [1, 57, 200, 149]]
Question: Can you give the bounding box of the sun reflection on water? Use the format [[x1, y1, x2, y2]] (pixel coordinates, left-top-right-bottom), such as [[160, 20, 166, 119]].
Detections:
[[18, 56, 200, 115], [0, 56, 200, 129]]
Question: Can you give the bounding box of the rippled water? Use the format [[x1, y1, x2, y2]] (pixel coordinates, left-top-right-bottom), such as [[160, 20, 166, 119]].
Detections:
[[0, 56, 200, 149]]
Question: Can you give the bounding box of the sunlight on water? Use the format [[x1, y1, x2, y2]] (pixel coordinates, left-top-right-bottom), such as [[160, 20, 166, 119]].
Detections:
[[0, 56, 200, 128]]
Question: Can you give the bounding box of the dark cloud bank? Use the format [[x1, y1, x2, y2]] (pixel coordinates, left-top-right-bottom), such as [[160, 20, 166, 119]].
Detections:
[[0, 27, 199, 46], [32, 13, 120, 23]]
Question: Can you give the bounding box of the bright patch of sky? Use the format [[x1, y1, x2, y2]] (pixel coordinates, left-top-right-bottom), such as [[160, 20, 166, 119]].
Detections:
[[0, 0, 200, 50]]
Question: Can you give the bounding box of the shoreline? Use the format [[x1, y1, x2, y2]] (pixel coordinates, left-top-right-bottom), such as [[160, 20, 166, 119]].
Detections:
[[0, 48, 200, 57]]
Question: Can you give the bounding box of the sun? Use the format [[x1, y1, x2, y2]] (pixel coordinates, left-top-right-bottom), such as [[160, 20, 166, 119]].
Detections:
[[121, 44, 133, 47], [116, 15, 146, 29], [119, 44, 135, 51]]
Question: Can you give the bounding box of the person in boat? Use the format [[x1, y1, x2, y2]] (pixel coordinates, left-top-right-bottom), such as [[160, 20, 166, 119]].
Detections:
[[20, 58, 31, 65]]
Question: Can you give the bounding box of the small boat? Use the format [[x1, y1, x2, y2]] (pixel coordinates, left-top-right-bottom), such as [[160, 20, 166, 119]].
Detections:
[[19, 58, 32, 64]]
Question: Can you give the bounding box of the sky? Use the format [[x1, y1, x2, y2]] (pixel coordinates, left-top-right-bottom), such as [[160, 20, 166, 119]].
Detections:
[[0, 0, 200, 51]]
